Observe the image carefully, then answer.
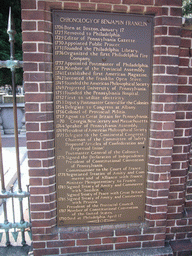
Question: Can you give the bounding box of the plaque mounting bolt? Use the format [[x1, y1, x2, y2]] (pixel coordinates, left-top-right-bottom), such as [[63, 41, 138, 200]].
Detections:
[[100, 188, 104, 192], [102, 58, 107, 62]]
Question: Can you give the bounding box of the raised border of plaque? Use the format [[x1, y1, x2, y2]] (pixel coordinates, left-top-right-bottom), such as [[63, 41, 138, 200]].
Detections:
[[53, 11, 153, 226]]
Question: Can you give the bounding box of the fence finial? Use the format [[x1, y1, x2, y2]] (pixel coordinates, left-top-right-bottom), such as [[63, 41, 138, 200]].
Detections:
[[7, 7, 16, 43]]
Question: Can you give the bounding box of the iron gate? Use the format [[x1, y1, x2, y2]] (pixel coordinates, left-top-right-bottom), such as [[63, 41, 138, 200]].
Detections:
[[0, 7, 32, 246]]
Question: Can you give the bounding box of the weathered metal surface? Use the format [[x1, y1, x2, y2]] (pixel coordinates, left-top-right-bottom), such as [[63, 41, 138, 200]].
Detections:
[[0, 7, 31, 246], [53, 11, 153, 226]]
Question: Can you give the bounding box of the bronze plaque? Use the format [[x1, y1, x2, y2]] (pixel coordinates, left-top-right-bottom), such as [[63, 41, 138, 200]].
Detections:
[[53, 11, 153, 226]]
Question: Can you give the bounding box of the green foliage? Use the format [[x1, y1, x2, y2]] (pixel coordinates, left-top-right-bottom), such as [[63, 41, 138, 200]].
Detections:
[[183, 0, 192, 17], [0, 0, 23, 86]]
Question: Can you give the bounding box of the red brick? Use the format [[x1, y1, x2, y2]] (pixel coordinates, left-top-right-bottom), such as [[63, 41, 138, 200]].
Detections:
[[23, 43, 37, 53], [25, 103, 39, 112], [24, 52, 51, 62], [168, 47, 180, 55], [154, 56, 179, 65], [33, 242, 46, 249], [28, 150, 52, 159], [150, 148, 172, 156], [41, 122, 54, 131], [32, 219, 56, 228], [89, 244, 113, 251], [123, 0, 152, 4], [155, 17, 181, 26], [64, 2, 80, 10], [178, 86, 192, 94], [113, 5, 128, 13], [155, 0, 182, 6], [38, 43, 52, 53], [161, 157, 172, 164], [154, 27, 168, 36], [21, 0, 36, 9], [27, 142, 40, 149], [38, 1, 62, 10], [116, 228, 140, 236], [22, 21, 36, 31], [43, 158, 55, 168], [25, 93, 52, 103], [163, 122, 175, 130], [27, 131, 53, 141], [41, 103, 53, 112], [61, 247, 87, 254], [115, 242, 141, 250], [145, 7, 168, 16], [23, 32, 51, 42], [38, 83, 52, 93], [38, 21, 52, 32], [26, 123, 39, 131], [153, 66, 166, 74], [60, 232, 88, 240], [25, 112, 53, 122], [175, 120, 191, 128], [150, 130, 174, 139], [143, 240, 164, 247], [128, 235, 154, 242], [47, 240, 75, 247], [150, 121, 163, 130], [24, 63, 38, 72], [154, 46, 167, 55], [29, 168, 53, 177], [24, 72, 52, 82], [30, 177, 42, 186], [179, 48, 190, 57], [130, 5, 145, 13], [169, 27, 181, 36], [28, 160, 41, 168], [31, 211, 44, 219], [93, 0, 121, 3], [151, 113, 175, 122], [103, 237, 127, 244], [155, 36, 181, 46], [148, 156, 160, 165], [180, 38, 191, 48], [164, 104, 176, 111], [97, 4, 112, 12], [173, 146, 182, 153], [152, 85, 165, 94], [158, 190, 169, 197], [179, 58, 190, 66], [154, 75, 178, 84], [77, 238, 101, 246], [89, 230, 113, 238], [33, 249, 59, 256], [22, 10, 49, 20], [149, 139, 161, 148], [170, 7, 182, 16], [41, 141, 54, 149], [153, 94, 177, 103], [30, 196, 43, 204], [162, 140, 174, 148], [30, 187, 50, 195], [24, 83, 38, 92], [179, 68, 192, 76], [167, 66, 179, 75]]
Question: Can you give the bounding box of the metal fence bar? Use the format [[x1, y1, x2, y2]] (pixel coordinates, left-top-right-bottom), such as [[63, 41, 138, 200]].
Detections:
[[0, 7, 32, 246]]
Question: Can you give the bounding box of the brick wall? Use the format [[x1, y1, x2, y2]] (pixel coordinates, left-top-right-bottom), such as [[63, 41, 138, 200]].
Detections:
[[21, 0, 192, 255], [166, 24, 192, 241]]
